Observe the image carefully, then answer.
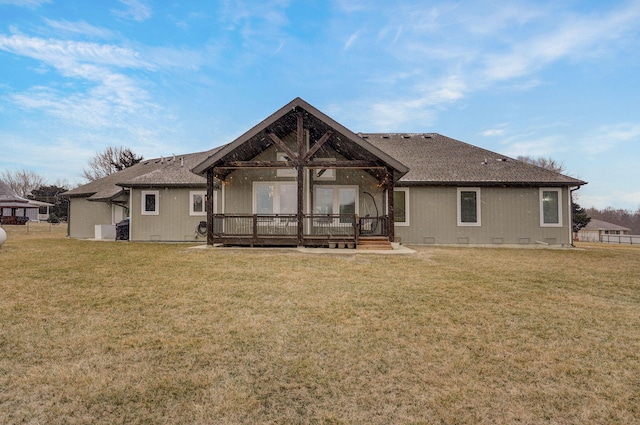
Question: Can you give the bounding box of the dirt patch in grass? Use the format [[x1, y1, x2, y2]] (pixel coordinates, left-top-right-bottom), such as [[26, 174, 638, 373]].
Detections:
[[1, 224, 639, 424]]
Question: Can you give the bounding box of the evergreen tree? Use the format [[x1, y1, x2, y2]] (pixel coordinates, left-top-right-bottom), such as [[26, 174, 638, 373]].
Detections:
[[29, 184, 70, 221], [572, 201, 591, 233]]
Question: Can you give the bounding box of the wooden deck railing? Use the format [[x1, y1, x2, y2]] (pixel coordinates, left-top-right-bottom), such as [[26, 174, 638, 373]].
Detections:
[[210, 214, 390, 246]]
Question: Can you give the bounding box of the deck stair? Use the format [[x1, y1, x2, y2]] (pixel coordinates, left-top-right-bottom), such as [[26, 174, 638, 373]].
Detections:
[[357, 237, 392, 250]]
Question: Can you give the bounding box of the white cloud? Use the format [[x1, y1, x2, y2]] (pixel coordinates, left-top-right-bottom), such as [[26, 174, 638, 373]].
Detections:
[[0, 34, 152, 71], [482, 2, 640, 82], [112, 0, 152, 22], [581, 123, 640, 156], [501, 135, 565, 158], [333, 0, 369, 13], [325, 1, 640, 136], [344, 31, 359, 51], [0, 34, 207, 74], [0, 0, 50, 7], [44, 19, 115, 39], [0, 34, 166, 135], [480, 127, 506, 137], [325, 73, 466, 131], [421, 75, 466, 104], [218, 0, 290, 29]]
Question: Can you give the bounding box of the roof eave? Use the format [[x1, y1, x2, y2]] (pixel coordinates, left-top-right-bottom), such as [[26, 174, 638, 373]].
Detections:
[[397, 180, 588, 187]]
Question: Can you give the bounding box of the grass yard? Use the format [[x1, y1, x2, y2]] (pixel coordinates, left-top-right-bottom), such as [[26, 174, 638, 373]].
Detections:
[[1, 223, 639, 424]]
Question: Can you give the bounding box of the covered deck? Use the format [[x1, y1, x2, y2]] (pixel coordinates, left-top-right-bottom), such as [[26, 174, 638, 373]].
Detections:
[[192, 98, 409, 249]]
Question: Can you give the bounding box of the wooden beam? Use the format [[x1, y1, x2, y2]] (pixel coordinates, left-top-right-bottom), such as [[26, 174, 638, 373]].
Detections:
[[297, 112, 304, 159], [307, 160, 382, 168], [218, 160, 295, 168], [216, 160, 382, 169], [266, 132, 298, 163], [302, 131, 333, 162]]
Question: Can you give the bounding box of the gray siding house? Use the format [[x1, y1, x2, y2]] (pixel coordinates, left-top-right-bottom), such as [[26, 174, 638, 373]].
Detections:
[[63, 149, 220, 241], [64, 98, 586, 247]]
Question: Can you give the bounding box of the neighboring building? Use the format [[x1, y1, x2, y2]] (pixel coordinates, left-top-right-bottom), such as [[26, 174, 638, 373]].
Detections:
[[577, 218, 631, 242], [0, 180, 42, 224], [64, 97, 587, 246]]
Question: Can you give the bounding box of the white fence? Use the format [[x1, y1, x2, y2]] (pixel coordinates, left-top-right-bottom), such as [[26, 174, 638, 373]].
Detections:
[[600, 234, 640, 245]]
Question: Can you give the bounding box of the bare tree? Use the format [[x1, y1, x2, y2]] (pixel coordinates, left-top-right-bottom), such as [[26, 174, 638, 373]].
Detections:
[[0, 169, 46, 198], [82, 146, 143, 182], [516, 156, 566, 173]]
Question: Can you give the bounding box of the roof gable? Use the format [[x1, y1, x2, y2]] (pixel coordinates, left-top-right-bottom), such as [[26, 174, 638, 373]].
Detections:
[[191, 97, 409, 180]]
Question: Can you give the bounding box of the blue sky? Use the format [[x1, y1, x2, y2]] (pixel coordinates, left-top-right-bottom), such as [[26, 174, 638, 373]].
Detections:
[[1, 0, 639, 210]]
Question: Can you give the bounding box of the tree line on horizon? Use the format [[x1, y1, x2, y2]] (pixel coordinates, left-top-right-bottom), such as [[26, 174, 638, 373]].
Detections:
[[1, 147, 143, 222], [585, 206, 640, 235]]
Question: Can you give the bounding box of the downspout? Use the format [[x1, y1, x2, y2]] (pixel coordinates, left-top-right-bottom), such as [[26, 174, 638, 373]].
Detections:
[[569, 186, 581, 247]]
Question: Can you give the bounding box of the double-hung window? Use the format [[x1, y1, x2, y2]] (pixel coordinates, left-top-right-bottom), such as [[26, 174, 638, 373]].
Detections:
[[141, 190, 159, 215], [457, 188, 481, 226], [540, 188, 562, 227], [190, 191, 210, 216]]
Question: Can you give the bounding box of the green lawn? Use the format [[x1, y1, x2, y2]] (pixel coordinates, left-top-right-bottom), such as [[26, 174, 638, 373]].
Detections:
[[1, 223, 639, 424]]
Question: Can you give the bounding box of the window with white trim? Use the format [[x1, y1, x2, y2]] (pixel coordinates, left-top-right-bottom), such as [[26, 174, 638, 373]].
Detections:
[[141, 190, 159, 215], [393, 188, 410, 226], [190, 191, 207, 216], [457, 188, 481, 226], [540, 188, 562, 227]]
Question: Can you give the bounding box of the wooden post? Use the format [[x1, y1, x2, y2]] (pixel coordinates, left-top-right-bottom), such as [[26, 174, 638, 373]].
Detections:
[[206, 169, 215, 245], [296, 111, 305, 246], [354, 214, 360, 247], [252, 214, 257, 248], [386, 168, 395, 243]]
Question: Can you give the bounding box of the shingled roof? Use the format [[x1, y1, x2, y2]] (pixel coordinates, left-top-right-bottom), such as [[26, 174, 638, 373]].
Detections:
[[64, 131, 586, 201], [0, 180, 28, 203], [582, 218, 630, 232], [63, 148, 220, 201], [0, 181, 42, 210], [362, 133, 586, 186]]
